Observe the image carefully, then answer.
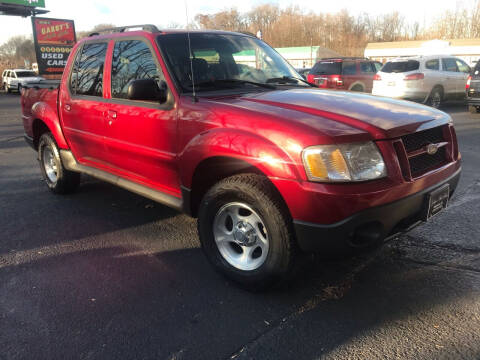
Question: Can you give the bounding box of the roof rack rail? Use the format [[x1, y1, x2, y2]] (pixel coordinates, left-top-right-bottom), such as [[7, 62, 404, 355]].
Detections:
[[320, 56, 369, 60], [88, 24, 160, 37]]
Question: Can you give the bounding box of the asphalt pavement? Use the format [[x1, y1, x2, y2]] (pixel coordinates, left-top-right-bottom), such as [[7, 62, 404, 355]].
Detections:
[[1, 92, 479, 360]]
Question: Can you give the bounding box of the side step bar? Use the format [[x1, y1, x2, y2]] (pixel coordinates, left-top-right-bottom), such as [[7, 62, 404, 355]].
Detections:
[[60, 150, 182, 211]]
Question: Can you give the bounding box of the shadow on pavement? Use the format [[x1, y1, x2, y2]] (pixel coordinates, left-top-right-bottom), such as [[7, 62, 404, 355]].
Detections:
[[0, 241, 479, 360]]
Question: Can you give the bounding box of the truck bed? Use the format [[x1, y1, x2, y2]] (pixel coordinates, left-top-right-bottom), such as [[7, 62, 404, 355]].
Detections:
[[21, 82, 60, 143], [21, 80, 60, 90]]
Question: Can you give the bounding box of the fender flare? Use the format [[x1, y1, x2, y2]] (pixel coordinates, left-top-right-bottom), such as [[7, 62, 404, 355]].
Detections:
[[31, 101, 69, 149], [179, 128, 302, 188]]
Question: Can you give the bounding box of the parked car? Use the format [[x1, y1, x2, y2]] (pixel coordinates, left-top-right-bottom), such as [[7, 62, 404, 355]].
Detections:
[[2, 69, 43, 93], [307, 57, 382, 92], [21, 26, 461, 290], [372, 56, 471, 108], [296, 67, 311, 79], [466, 60, 480, 113]]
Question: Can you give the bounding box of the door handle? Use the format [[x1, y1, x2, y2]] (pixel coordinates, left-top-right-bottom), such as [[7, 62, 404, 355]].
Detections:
[[107, 110, 117, 126], [64, 104, 71, 111]]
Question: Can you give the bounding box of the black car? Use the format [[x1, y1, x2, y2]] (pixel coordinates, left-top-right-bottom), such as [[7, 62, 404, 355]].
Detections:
[[467, 61, 480, 113]]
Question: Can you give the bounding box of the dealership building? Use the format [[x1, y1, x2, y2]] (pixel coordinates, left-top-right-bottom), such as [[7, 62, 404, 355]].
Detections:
[[364, 39, 480, 66]]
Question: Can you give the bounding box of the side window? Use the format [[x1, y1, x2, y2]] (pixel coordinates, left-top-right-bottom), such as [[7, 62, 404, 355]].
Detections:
[[374, 62, 382, 72], [111, 40, 163, 99], [342, 61, 356, 75], [12, 72, 17, 78], [442, 58, 458, 72], [455, 59, 470, 73], [360, 62, 374, 73], [71, 42, 108, 97], [425, 59, 439, 70]]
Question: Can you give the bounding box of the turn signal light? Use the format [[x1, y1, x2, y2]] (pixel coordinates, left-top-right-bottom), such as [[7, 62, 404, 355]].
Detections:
[[404, 73, 424, 81]]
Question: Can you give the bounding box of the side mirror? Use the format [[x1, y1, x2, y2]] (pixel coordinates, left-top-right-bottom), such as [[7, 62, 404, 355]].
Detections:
[[127, 79, 167, 103]]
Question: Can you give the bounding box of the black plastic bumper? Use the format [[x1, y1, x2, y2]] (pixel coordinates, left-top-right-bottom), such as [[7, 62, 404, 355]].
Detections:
[[24, 134, 35, 149], [293, 168, 461, 253]]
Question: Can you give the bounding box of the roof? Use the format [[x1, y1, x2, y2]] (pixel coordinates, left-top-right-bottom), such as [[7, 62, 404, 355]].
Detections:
[[366, 38, 480, 49]]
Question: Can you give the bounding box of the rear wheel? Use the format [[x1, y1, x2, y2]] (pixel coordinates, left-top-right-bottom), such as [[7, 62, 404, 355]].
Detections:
[[351, 84, 364, 92], [38, 133, 80, 194], [429, 87, 443, 109], [469, 105, 480, 114], [198, 174, 297, 290]]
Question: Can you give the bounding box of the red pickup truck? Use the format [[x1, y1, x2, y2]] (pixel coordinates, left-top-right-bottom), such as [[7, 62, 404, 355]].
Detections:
[[21, 25, 461, 289]]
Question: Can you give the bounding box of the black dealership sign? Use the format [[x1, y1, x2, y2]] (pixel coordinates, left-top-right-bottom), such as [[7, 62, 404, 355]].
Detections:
[[31, 17, 76, 75]]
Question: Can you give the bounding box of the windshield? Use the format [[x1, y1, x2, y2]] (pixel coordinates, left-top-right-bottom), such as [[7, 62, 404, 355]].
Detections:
[[15, 71, 37, 78], [381, 60, 419, 73], [157, 33, 306, 92]]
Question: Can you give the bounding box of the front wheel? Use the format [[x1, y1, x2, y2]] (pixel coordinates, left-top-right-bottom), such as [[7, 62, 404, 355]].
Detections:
[[38, 133, 80, 194], [198, 174, 297, 290]]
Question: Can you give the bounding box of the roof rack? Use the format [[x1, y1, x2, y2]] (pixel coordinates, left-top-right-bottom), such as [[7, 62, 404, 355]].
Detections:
[[88, 24, 160, 37], [320, 57, 369, 61]]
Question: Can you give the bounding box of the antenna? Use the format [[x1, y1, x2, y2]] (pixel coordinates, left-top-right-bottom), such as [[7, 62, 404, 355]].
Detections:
[[185, 0, 198, 102]]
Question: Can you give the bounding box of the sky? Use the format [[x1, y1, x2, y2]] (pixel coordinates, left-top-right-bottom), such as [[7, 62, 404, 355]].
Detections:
[[0, 0, 475, 45]]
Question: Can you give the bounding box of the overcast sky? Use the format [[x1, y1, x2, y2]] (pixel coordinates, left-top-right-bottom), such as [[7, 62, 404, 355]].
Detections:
[[0, 0, 475, 45]]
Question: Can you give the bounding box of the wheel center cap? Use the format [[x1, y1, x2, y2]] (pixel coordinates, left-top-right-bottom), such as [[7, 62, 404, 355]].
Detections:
[[233, 221, 257, 246]]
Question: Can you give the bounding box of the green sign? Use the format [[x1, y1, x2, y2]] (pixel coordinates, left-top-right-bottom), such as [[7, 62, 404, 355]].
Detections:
[[1, 0, 45, 8]]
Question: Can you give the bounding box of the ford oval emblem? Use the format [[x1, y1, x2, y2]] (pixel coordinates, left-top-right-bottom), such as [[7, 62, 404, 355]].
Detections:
[[426, 143, 439, 155]]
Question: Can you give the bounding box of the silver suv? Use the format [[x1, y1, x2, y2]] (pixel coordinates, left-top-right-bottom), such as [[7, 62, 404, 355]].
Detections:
[[372, 55, 471, 108]]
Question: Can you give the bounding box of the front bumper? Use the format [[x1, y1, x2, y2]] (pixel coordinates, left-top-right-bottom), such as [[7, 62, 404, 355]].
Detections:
[[293, 168, 461, 253], [466, 96, 480, 106]]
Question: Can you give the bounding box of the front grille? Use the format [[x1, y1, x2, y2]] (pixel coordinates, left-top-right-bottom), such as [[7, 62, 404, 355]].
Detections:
[[401, 126, 444, 152], [409, 147, 447, 177], [399, 126, 449, 178]]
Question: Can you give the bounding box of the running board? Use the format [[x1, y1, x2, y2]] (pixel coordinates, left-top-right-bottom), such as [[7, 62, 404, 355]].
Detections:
[[60, 150, 182, 211]]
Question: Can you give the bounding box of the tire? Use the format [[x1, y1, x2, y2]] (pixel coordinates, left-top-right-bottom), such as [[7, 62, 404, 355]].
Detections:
[[38, 132, 80, 194], [429, 87, 443, 109], [198, 174, 297, 291], [351, 85, 364, 92], [469, 105, 480, 114]]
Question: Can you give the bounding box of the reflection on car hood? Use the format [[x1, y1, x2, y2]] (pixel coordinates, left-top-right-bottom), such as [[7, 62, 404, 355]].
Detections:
[[237, 89, 451, 139]]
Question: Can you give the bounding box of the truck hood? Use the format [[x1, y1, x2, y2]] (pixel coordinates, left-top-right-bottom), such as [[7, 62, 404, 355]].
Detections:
[[232, 89, 451, 139]]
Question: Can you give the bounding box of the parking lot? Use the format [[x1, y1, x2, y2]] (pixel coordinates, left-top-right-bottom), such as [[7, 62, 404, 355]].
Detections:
[[1, 92, 480, 359]]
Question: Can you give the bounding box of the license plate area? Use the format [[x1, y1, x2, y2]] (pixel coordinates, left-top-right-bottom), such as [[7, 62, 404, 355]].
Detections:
[[424, 184, 450, 220], [388, 81, 396, 86]]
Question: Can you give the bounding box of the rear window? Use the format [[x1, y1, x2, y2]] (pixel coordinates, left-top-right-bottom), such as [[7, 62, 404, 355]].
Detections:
[[311, 61, 342, 75], [381, 60, 420, 73]]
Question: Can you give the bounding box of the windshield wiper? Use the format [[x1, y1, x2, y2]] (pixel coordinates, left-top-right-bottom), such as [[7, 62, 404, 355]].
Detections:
[[194, 79, 276, 90], [266, 76, 316, 87]]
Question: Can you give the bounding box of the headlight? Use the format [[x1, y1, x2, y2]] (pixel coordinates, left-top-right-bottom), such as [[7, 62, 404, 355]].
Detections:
[[302, 142, 386, 182]]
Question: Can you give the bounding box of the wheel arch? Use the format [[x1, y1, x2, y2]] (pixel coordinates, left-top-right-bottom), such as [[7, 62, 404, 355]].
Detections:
[[31, 102, 69, 150], [348, 81, 365, 91]]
